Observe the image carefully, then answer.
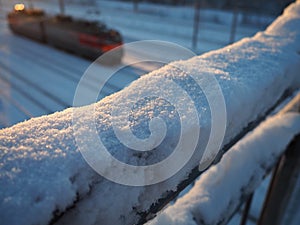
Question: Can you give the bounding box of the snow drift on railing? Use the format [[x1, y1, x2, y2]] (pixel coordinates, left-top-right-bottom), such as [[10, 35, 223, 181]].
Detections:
[[0, 1, 300, 225], [147, 112, 300, 225]]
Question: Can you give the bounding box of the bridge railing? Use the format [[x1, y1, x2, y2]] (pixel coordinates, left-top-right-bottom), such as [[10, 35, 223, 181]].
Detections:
[[148, 93, 300, 225], [0, 1, 300, 225]]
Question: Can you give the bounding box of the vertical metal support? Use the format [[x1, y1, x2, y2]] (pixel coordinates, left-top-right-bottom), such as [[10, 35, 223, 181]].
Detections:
[[239, 193, 254, 225], [192, 0, 200, 50], [133, 0, 139, 12], [257, 134, 300, 225], [28, 0, 34, 9], [229, 6, 238, 44], [59, 0, 65, 15]]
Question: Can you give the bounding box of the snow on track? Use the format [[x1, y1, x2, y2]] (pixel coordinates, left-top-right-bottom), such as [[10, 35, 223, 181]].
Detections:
[[0, 21, 150, 126], [0, 0, 270, 127]]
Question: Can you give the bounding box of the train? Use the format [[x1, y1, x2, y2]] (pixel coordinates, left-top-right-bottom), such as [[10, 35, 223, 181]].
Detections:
[[7, 4, 123, 64]]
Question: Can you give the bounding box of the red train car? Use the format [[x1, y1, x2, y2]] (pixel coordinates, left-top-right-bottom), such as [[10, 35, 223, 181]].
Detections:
[[7, 4, 123, 64]]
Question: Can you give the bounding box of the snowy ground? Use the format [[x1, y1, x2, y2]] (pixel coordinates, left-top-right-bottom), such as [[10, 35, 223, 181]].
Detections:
[[0, 0, 272, 128], [33, 0, 272, 53]]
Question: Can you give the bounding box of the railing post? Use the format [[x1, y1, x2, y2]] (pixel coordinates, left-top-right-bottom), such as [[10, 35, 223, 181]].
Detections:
[[229, 5, 238, 44], [59, 0, 65, 15], [192, 0, 200, 50], [28, 0, 34, 9], [133, 0, 139, 12], [239, 193, 254, 225]]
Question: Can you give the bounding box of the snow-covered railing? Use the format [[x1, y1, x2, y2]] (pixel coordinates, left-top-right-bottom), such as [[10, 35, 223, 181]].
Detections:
[[147, 94, 300, 225], [1, 1, 300, 225]]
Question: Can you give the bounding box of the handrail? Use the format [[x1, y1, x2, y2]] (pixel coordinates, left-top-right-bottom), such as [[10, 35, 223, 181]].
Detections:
[[148, 93, 300, 225], [0, 1, 300, 225], [257, 93, 300, 225]]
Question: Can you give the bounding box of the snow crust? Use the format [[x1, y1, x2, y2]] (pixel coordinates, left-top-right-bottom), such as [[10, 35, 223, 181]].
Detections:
[[147, 112, 300, 225], [1, 1, 300, 225]]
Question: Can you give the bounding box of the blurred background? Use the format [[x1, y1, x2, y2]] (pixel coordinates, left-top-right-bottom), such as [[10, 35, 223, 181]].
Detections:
[[0, 0, 294, 128]]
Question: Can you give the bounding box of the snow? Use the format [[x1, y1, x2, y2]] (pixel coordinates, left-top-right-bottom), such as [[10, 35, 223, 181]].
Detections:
[[0, 108, 100, 225], [0, 0, 272, 127], [8, 0, 268, 53], [147, 112, 300, 225], [281, 170, 300, 225], [0, 1, 300, 225]]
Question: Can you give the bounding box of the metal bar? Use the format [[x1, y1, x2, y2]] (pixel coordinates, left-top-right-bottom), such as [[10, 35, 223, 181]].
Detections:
[[257, 93, 300, 225], [279, 93, 300, 114], [27, 0, 34, 9], [192, 0, 200, 50], [229, 6, 238, 44], [137, 90, 295, 225], [59, 0, 65, 15], [133, 0, 139, 12], [239, 193, 254, 225], [257, 134, 300, 225]]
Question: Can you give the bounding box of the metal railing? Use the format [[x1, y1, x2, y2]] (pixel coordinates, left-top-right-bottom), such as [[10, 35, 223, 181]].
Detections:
[[239, 94, 300, 225]]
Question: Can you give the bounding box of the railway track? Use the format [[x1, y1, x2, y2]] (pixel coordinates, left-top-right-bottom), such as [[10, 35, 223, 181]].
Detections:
[[0, 77, 33, 117], [0, 74, 52, 113], [0, 61, 67, 112], [0, 12, 161, 128], [0, 77, 34, 127], [6, 34, 147, 93], [0, 60, 71, 108], [12, 36, 143, 78]]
